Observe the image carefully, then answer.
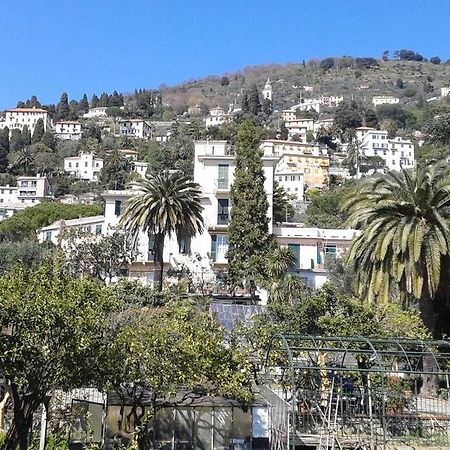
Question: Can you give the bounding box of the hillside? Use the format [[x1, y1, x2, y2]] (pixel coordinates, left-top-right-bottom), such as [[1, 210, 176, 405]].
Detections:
[[159, 57, 450, 114]]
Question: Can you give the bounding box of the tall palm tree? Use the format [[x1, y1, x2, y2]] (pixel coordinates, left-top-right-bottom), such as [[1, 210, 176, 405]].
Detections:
[[343, 161, 450, 336], [120, 171, 204, 291]]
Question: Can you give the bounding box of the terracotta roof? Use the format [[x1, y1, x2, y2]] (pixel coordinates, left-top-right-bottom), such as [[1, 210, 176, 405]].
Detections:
[[7, 107, 47, 113]]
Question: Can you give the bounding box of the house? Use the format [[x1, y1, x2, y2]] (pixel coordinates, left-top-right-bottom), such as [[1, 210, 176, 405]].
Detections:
[[54, 121, 82, 140], [0, 107, 51, 135], [274, 168, 304, 201], [132, 161, 149, 178], [82, 107, 108, 118], [38, 215, 105, 244], [274, 225, 360, 288], [64, 152, 104, 181], [372, 95, 400, 106], [0, 175, 53, 220], [282, 100, 321, 119], [261, 140, 329, 189], [356, 127, 415, 171], [205, 107, 231, 128], [119, 119, 151, 139]]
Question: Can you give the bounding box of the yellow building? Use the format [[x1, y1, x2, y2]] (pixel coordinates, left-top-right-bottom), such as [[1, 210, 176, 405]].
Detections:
[[261, 140, 330, 189]]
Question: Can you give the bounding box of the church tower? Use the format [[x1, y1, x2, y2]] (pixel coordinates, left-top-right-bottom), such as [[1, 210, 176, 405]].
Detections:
[[262, 78, 272, 101]]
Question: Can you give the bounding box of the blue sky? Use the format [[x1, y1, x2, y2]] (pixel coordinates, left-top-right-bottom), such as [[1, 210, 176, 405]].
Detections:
[[1, 0, 449, 109]]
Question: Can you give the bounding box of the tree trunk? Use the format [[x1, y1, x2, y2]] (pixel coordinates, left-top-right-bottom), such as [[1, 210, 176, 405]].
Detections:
[[419, 281, 439, 396], [153, 233, 165, 292], [4, 390, 41, 450]]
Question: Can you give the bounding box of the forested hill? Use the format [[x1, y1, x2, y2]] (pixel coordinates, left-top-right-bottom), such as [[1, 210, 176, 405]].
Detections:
[[160, 55, 450, 114]]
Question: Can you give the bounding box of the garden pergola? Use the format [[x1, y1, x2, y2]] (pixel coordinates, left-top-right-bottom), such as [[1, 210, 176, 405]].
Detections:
[[261, 335, 450, 450]]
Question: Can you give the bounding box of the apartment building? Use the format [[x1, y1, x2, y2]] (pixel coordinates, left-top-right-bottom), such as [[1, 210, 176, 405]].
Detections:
[[0, 175, 53, 220], [261, 140, 329, 189], [54, 121, 82, 140], [274, 225, 360, 288], [119, 119, 152, 139], [0, 107, 51, 135], [356, 127, 415, 171]]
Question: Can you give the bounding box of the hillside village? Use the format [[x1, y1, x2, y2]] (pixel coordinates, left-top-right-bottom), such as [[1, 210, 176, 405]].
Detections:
[[0, 55, 449, 290], [3, 52, 450, 450]]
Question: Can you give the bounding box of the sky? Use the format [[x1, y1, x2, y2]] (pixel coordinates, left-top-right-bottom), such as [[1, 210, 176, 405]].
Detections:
[[1, 0, 449, 109]]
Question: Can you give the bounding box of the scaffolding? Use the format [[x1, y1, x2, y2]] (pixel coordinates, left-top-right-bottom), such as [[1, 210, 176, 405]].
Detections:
[[261, 335, 450, 450]]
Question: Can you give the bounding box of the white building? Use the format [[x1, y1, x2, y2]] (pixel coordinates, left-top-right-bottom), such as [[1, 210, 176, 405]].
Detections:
[[441, 87, 450, 98], [64, 152, 104, 181], [372, 95, 400, 106], [83, 107, 108, 118], [274, 168, 304, 201], [0, 175, 53, 220], [132, 161, 149, 178], [119, 119, 151, 139], [54, 121, 82, 140], [356, 127, 415, 171], [205, 107, 231, 128], [282, 100, 321, 119], [38, 215, 105, 244], [262, 79, 272, 101], [274, 225, 360, 288], [0, 107, 51, 135]]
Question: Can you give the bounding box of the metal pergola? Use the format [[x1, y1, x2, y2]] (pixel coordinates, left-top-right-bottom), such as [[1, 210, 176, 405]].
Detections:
[[261, 335, 450, 450]]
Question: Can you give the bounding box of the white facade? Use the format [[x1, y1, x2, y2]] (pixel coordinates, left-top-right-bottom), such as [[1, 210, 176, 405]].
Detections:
[[0, 175, 52, 220], [274, 226, 360, 289], [275, 169, 304, 201], [38, 215, 105, 244], [119, 119, 151, 139], [132, 161, 149, 178], [83, 107, 108, 118], [0, 107, 51, 135], [54, 121, 82, 140], [356, 127, 415, 171], [372, 96, 400, 106], [64, 152, 104, 181], [205, 108, 231, 128], [262, 79, 272, 101]]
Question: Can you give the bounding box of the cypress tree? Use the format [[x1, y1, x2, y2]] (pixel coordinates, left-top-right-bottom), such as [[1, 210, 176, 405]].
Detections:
[[10, 129, 24, 152], [99, 92, 109, 107], [0, 127, 9, 173], [56, 92, 70, 120], [227, 120, 271, 294], [79, 94, 89, 113], [32, 119, 45, 143], [241, 92, 249, 113], [22, 125, 31, 146], [91, 94, 99, 108], [247, 84, 261, 116]]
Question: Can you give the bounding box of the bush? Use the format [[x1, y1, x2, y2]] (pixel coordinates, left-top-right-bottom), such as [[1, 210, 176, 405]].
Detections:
[[320, 57, 335, 71], [403, 86, 418, 98]]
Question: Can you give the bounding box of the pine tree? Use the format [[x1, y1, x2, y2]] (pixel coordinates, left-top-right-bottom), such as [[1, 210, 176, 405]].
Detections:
[[56, 92, 70, 120], [79, 94, 89, 113], [91, 94, 99, 108], [227, 120, 271, 294], [32, 119, 45, 143]]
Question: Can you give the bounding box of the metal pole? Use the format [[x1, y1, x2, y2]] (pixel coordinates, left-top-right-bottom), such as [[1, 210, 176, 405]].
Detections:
[[38, 403, 47, 450]]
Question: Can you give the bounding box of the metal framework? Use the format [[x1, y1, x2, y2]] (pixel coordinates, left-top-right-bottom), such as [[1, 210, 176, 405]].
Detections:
[[261, 335, 450, 450]]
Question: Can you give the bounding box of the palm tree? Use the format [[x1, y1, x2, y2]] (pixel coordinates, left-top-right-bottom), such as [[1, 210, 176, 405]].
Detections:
[[343, 161, 450, 337], [120, 171, 204, 291]]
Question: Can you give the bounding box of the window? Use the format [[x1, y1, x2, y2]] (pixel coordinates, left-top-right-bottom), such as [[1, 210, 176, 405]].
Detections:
[[217, 164, 229, 189], [68, 162, 72, 168], [76, 162, 79, 168], [210, 235, 217, 261], [95, 224, 102, 234], [217, 198, 229, 224], [179, 237, 191, 254], [288, 244, 300, 269], [324, 244, 337, 256], [114, 200, 122, 216], [45, 231, 52, 241]]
